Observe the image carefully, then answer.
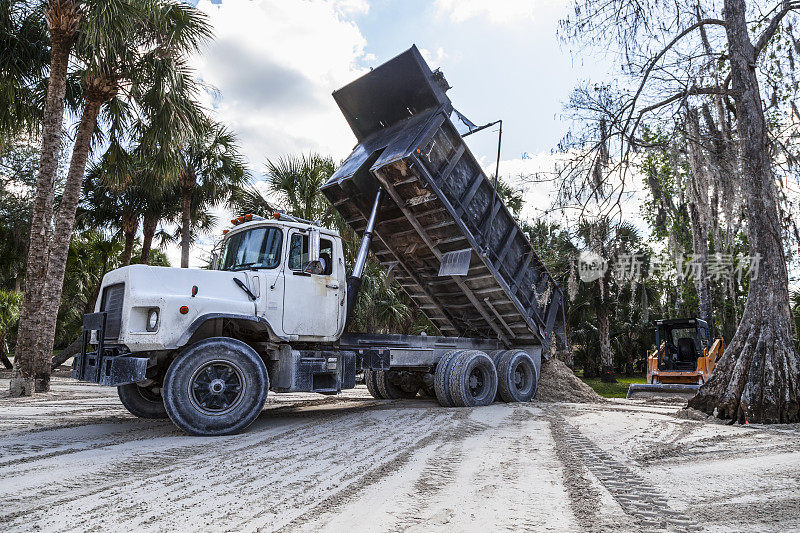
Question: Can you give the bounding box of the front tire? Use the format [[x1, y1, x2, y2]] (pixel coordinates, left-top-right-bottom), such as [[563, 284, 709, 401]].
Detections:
[[118, 383, 168, 419], [163, 337, 269, 436]]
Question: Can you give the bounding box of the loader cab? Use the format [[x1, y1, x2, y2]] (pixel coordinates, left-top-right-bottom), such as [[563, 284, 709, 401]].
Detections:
[[214, 215, 346, 341], [654, 318, 709, 371]]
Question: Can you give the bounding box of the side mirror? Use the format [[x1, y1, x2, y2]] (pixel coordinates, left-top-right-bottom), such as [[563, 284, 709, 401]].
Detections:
[[308, 227, 320, 264], [303, 227, 322, 274]]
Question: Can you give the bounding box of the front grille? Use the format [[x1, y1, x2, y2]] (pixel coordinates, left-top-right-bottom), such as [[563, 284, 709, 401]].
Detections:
[[100, 283, 124, 340]]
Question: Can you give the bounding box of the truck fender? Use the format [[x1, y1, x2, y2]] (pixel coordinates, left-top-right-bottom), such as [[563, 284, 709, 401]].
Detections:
[[176, 313, 273, 347]]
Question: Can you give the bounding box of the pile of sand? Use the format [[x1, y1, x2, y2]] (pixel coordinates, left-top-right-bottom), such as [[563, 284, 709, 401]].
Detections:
[[535, 357, 604, 403]]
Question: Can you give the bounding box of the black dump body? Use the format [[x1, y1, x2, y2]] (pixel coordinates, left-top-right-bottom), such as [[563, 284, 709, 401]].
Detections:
[[322, 46, 567, 353]]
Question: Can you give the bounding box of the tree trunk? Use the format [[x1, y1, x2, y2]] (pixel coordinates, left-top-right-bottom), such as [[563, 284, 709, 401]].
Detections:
[[583, 348, 600, 378], [0, 332, 11, 370], [685, 108, 715, 334], [562, 321, 575, 368], [180, 181, 193, 268], [10, 13, 78, 396], [597, 302, 616, 382], [625, 344, 634, 376], [140, 213, 158, 264], [120, 212, 138, 266], [689, 0, 800, 423], [30, 95, 105, 393], [51, 335, 83, 370], [121, 231, 135, 266], [85, 255, 110, 314], [595, 275, 616, 382]]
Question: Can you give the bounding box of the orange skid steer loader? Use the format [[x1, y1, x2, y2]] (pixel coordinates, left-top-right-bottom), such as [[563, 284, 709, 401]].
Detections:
[[627, 318, 723, 399]]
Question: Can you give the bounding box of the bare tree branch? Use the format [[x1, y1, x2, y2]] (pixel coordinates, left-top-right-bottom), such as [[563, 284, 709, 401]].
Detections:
[[754, 0, 800, 58], [638, 86, 733, 115], [622, 18, 727, 138]]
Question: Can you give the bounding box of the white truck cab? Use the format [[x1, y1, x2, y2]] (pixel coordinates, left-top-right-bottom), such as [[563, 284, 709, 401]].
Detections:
[[90, 215, 346, 350], [75, 213, 365, 435], [216, 216, 347, 342]]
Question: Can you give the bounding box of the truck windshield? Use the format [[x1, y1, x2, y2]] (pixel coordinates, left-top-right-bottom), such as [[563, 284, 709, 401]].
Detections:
[[220, 227, 282, 271]]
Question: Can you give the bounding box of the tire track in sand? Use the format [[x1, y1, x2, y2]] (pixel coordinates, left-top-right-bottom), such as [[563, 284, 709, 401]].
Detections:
[[548, 412, 700, 532]]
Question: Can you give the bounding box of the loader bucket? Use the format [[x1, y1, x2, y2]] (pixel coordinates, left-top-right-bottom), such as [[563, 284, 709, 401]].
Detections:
[[626, 383, 700, 399]]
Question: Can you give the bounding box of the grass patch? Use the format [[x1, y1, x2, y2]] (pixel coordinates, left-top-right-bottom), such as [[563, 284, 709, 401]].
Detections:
[[578, 373, 647, 398]]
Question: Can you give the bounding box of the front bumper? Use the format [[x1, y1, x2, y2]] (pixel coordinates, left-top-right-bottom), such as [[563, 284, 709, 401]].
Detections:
[[72, 312, 148, 386]]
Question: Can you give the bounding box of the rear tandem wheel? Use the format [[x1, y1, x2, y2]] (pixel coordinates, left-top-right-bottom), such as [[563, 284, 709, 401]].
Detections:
[[375, 370, 420, 399], [433, 349, 468, 407], [496, 349, 537, 403], [447, 350, 498, 407], [364, 369, 384, 399]]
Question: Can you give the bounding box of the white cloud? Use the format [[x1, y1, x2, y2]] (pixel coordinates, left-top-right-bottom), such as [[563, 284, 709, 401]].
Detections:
[[435, 0, 536, 25], [334, 0, 369, 15], [479, 151, 648, 232], [478, 152, 564, 222], [166, 0, 371, 267], [420, 47, 448, 69], [193, 0, 370, 167]]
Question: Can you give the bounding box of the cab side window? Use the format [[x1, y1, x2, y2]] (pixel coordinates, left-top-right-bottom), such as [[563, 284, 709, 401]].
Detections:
[[699, 327, 709, 347], [319, 239, 333, 275], [288, 233, 334, 275]]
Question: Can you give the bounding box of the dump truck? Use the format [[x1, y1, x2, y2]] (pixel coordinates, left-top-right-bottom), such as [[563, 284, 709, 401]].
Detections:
[[72, 46, 567, 436], [627, 318, 722, 398]]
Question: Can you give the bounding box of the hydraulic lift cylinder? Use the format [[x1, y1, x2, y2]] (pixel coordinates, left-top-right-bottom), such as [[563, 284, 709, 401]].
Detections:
[[346, 188, 383, 325]]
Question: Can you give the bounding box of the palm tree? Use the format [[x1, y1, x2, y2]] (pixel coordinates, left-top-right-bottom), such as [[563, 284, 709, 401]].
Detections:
[[177, 123, 248, 268], [265, 153, 338, 224], [0, 142, 38, 290], [792, 291, 800, 352], [0, 0, 50, 138], [575, 217, 641, 382], [140, 184, 179, 264], [10, 0, 82, 396], [228, 185, 277, 219], [12, 0, 212, 395], [79, 160, 149, 266], [0, 289, 21, 369]]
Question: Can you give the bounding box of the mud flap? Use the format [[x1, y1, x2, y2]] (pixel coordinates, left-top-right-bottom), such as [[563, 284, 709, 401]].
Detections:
[[354, 348, 391, 370]]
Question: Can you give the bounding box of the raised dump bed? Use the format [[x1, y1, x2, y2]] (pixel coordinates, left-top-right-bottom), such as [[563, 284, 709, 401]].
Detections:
[[322, 46, 566, 353]]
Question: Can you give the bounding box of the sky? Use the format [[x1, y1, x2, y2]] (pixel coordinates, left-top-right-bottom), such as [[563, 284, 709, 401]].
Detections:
[[174, 0, 613, 266]]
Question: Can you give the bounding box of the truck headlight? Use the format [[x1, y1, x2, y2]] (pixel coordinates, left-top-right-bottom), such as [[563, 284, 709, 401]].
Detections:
[[146, 308, 159, 332]]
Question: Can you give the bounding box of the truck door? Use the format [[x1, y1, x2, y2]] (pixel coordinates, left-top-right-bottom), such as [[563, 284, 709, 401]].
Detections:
[[282, 230, 341, 337]]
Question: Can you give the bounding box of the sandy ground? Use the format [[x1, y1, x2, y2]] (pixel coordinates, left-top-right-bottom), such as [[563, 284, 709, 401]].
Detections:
[[0, 376, 798, 533]]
